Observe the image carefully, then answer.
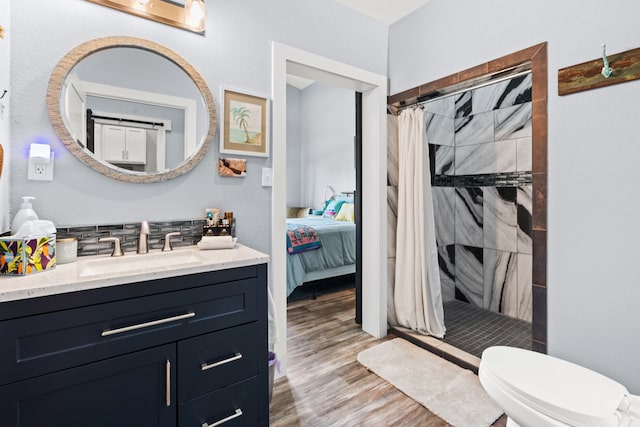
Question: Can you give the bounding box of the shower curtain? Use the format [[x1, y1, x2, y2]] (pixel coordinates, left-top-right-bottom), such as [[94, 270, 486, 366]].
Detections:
[[393, 107, 446, 338]]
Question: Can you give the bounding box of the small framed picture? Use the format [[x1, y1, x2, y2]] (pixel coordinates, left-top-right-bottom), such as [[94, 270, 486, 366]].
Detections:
[[220, 87, 269, 157], [218, 157, 247, 177]]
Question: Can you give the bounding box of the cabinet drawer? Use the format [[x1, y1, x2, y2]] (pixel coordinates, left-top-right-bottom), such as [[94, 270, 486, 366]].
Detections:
[[178, 322, 261, 401], [0, 278, 258, 385], [179, 377, 260, 427]]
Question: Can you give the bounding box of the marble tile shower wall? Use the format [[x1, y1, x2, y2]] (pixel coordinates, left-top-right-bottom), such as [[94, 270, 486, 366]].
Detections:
[[57, 220, 206, 257], [430, 74, 533, 323]]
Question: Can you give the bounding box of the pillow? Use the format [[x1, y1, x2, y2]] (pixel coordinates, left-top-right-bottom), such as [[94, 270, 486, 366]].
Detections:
[[334, 203, 355, 222], [286, 207, 310, 218], [323, 199, 345, 218]]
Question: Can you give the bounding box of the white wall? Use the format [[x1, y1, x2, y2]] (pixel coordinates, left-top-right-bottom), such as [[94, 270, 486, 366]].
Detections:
[[287, 81, 356, 209], [286, 85, 302, 206], [389, 0, 640, 393], [300, 82, 355, 208], [8, 0, 387, 255], [0, 1, 9, 233]]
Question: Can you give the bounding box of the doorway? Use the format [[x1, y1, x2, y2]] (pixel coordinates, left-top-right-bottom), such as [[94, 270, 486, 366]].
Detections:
[[271, 43, 387, 375], [284, 84, 362, 323]]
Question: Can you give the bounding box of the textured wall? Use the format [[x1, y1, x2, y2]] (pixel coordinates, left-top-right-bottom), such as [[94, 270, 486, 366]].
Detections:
[[300, 82, 355, 209], [389, 0, 640, 393], [286, 82, 355, 210], [286, 85, 303, 207], [8, 0, 387, 255]]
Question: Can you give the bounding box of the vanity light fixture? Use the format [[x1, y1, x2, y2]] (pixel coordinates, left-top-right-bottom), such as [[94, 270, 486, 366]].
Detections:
[[85, 0, 206, 34], [186, 0, 205, 28]]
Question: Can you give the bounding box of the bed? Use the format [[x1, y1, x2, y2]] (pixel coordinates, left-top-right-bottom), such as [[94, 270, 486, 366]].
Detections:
[[286, 213, 356, 297]]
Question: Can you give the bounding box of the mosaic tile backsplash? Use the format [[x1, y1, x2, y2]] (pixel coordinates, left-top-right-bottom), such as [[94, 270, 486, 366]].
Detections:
[[57, 219, 206, 257]]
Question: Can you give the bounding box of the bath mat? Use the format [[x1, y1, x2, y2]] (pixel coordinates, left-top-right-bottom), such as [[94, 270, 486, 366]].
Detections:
[[357, 338, 503, 427]]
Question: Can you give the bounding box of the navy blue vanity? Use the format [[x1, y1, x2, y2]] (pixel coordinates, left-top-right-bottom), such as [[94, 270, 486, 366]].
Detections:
[[0, 247, 269, 427]]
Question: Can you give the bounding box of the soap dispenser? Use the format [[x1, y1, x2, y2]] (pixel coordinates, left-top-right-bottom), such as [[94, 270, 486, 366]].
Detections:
[[11, 196, 39, 235]]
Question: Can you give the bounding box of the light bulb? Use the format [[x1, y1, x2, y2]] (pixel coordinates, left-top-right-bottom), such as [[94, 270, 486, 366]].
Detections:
[[189, 0, 204, 24]]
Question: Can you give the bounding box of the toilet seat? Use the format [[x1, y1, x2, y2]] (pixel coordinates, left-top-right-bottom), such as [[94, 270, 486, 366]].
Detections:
[[480, 346, 631, 427]]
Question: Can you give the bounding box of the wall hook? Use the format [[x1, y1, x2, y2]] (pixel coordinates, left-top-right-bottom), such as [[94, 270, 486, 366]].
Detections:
[[0, 90, 6, 100], [601, 44, 613, 78]]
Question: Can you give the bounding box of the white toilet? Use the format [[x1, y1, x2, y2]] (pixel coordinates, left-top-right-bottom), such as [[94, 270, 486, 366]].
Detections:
[[479, 346, 640, 427]]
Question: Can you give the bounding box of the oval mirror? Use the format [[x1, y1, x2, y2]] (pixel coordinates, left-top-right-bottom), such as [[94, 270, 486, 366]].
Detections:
[[47, 36, 216, 183]]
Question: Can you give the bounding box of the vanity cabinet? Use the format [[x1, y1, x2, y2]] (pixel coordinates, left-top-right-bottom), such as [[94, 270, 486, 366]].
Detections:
[[0, 264, 268, 427], [0, 345, 176, 427], [102, 124, 147, 164]]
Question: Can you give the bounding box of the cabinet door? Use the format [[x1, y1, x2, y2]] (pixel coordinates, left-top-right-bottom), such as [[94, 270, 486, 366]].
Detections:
[[125, 127, 147, 163], [0, 344, 176, 427], [102, 125, 126, 162]]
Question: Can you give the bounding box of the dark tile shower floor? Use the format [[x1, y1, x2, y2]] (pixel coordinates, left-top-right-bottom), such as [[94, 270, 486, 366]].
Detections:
[[442, 300, 532, 359]]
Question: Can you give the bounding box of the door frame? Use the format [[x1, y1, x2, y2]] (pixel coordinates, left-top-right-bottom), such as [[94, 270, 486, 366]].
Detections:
[[355, 91, 363, 325], [271, 42, 388, 375]]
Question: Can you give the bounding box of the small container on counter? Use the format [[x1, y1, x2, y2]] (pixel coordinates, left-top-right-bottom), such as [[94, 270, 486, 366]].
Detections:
[[55, 237, 78, 264]]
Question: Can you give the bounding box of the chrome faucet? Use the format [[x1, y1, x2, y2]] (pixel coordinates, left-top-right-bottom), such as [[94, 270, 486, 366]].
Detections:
[[137, 220, 150, 254], [162, 231, 181, 252], [99, 237, 124, 257]]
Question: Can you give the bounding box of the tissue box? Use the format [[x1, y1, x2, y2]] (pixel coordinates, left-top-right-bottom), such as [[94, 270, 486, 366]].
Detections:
[[0, 234, 56, 276]]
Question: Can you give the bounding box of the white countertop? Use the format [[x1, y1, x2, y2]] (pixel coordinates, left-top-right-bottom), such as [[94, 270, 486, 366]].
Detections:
[[0, 244, 269, 303]]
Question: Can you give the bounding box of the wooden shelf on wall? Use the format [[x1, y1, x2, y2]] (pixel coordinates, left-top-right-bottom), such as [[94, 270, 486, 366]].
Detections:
[[558, 47, 640, 96]]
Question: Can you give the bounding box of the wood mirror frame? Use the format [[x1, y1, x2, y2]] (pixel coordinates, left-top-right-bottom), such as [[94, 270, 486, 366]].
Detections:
[[47, 36, 216, 183]]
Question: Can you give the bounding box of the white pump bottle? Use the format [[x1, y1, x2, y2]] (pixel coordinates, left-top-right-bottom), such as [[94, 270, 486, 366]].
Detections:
[[11, 196, 40, 236]]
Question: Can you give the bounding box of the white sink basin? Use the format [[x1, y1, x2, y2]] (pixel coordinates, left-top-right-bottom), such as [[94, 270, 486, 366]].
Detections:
[[79, 249, 206, 278]]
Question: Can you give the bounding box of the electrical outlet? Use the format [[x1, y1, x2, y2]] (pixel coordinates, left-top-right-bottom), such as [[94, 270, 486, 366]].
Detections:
[[28, 154, 54, 181]]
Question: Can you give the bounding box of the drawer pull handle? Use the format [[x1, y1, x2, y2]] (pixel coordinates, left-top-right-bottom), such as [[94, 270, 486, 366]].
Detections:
[[202, 408, 243, 427], [166, 360, 171, 407], [201, 353, 243, 371], [101, 312, 196, 337]]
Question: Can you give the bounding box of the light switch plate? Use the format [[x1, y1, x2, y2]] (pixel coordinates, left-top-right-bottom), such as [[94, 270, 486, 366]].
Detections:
[[261, 167, 273, 187]]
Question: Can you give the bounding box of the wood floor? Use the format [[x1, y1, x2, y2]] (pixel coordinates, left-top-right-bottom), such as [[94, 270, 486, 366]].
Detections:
[[269, 288, 508, 426]]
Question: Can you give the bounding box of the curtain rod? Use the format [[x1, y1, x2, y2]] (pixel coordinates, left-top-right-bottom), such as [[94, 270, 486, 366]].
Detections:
[[87, 110, 165, 127], [397, 69, 532, 112]]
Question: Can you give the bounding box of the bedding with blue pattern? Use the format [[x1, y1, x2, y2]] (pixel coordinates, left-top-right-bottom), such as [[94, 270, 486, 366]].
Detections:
[[286, 223, 322, 254], [286, 217, 356, 296]]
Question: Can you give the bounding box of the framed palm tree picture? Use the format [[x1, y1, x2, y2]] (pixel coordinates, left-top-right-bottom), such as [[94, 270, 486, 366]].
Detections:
[[220, 87, 269, 157]]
